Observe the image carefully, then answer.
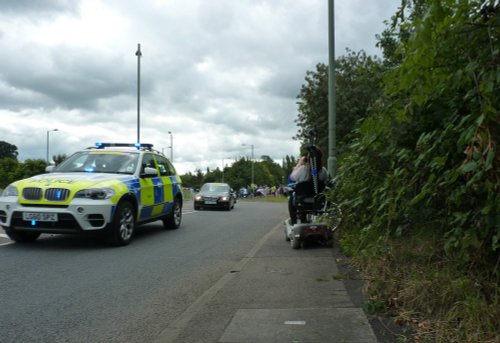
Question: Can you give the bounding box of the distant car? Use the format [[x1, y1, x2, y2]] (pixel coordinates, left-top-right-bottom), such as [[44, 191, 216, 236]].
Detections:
[[239, 187, 249, 198], [0, 143, 183, 246], [194, 183, 236, 211]]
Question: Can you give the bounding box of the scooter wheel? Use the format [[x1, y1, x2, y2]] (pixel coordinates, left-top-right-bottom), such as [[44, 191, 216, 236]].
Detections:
[[290, 235, 300, 249]]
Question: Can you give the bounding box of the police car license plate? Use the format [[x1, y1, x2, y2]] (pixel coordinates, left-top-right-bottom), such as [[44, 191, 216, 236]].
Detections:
[[205, 200, 217, 205], [22, 212, 58, 222]]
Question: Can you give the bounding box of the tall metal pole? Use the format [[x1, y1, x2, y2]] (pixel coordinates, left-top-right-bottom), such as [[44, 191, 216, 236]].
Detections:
[[46, 128, 58, 164], [135, 43, 142, 144], [168, 131, 173, 162], [327, 0, 337, 177], [242, 143, 255, 188], [251, 144, 254, 187]]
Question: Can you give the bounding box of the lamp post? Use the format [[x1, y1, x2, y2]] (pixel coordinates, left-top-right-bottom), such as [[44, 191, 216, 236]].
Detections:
[[242, 144, 254, 189], [46, 128, 59, 164], [168, 131, 173, 162], [135, 43, 142, 144], [327, 0, 337, 177]]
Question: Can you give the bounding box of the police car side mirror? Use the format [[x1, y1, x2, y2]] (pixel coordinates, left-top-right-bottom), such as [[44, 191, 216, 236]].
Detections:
[[142, 167, 159, 177], [45, 165, 55, 173]]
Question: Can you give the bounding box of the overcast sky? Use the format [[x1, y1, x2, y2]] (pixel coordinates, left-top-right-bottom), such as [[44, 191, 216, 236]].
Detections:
[[0, 0, 400, 174]]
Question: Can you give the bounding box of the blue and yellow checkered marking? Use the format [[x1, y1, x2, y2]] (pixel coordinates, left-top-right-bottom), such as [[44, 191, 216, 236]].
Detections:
[[137, 176, 178, 220]]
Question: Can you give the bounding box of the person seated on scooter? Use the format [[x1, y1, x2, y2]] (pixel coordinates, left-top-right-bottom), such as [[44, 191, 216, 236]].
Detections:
[[288, 147, 329, 224]]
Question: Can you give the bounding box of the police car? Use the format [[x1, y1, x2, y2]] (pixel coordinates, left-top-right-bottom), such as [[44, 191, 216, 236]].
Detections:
[[0, 143, 183, 246]]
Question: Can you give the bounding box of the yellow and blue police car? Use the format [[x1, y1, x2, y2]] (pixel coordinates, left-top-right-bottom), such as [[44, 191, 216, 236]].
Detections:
[[0, 143, 183, 246]]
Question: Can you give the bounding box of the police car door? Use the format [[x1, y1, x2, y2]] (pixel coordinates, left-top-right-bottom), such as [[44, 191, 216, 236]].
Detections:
[[154, 155, 177, 214], [139, 153, 164, 221]]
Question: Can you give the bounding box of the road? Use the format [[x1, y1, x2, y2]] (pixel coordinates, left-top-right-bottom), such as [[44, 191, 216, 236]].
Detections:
[[0, 200, 289, 343]]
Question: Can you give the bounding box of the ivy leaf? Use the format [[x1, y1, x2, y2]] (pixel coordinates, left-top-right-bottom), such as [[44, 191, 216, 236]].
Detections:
[[485, 150, 495, 171], [462, 162, 478, 173]]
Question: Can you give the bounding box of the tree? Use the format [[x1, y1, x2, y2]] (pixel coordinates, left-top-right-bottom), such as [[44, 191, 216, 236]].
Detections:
[[258, 156, 285, 186], [0, 158, 19, 189], [53, 154, 68, 165], [282, 155, 297, 181], [11, 159, 47, 181], [294, 51, 386, 155], [0, 141, 19, 160], [333, 1, 499, 340]]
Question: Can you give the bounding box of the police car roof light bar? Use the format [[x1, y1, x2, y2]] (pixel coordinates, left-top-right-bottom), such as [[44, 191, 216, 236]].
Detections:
[[94, 142, 154, 150]]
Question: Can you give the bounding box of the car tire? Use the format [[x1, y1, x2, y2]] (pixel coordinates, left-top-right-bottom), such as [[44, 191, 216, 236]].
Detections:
[[164, 198, 182, 229], [107, 201, 136, 246], [4, 227, 41, 243], [194, 203, 200, 211]]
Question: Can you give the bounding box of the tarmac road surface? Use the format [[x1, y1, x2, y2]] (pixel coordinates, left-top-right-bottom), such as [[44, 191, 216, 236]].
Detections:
[[0, 200, 381, 342]]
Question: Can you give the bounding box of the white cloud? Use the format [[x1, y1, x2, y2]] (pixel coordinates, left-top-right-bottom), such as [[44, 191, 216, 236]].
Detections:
[[0, 0, 400, 174]]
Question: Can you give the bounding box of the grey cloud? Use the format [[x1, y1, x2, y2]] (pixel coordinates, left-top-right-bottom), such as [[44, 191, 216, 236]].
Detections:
[[0, 0, 79, 15], [260, 69, 304, 99], [1, 46, 145, 110], [0, 0, 401, 173]]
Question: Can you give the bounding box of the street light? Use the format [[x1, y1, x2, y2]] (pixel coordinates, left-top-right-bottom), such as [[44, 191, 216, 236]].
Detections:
[[46, 128, 59, 164], [327, 0, 337, 177], [242, 143, 254, 188], [168, 131, 173, 162], [135, 43, 142, 144]]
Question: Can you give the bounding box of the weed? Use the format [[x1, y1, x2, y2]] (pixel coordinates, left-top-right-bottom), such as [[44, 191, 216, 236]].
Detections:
[[336, 228, 500, 342]]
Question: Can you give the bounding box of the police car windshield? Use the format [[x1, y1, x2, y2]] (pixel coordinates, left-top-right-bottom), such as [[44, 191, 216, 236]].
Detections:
[[55, 151, 140, 174]]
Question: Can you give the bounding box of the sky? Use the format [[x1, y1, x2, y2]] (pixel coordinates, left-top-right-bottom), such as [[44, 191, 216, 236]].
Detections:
[[0, 0, 400, 174]]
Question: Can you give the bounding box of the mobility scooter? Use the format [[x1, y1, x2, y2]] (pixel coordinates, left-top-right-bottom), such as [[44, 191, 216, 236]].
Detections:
[[284, 134, 342, 249]]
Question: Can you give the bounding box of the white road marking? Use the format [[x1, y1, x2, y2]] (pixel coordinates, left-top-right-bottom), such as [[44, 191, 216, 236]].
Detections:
[[284, 321, 306, 325]]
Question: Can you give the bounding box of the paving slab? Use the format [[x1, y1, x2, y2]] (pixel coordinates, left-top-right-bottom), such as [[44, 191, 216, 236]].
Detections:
[[155, 222, 378, 343], [220, 308, 377, 343]]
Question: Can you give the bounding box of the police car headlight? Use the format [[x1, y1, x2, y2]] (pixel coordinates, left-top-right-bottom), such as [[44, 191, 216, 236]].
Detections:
[[2, 185, 18, 197], [221, 196, 228, 201], [195, 195, 203, 201], [75, 188, 115, 200]]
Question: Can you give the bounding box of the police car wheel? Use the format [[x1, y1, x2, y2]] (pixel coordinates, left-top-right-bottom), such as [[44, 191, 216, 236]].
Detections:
[[108, 201, 136, 246], [163, 198, 182, 230], [5, 227, 41, 243]]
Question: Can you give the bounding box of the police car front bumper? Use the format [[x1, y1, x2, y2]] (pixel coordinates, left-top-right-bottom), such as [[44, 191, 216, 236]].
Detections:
[[0, 198, 116, 233]]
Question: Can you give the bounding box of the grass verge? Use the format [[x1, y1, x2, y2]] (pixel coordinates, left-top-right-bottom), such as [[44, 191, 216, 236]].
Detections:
[[336, 228, 500, 343]]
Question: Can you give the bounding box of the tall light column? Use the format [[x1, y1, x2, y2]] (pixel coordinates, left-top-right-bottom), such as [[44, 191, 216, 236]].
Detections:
[[242, 144, 254, 188], [327, 0, 337, 177], [168, 131, 173, 162], [46, 128, 59, 164], [135, 43, 142, 144]]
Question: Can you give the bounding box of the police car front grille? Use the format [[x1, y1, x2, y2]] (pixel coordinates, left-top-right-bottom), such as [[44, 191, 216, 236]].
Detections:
[[45, 188, 70, 201], [20, 204, 69, 208], [22, 188, 43, 200]]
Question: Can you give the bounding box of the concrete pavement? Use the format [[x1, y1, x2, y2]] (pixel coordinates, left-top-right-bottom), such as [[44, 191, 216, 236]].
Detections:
[[155, 219, 379, 343]]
